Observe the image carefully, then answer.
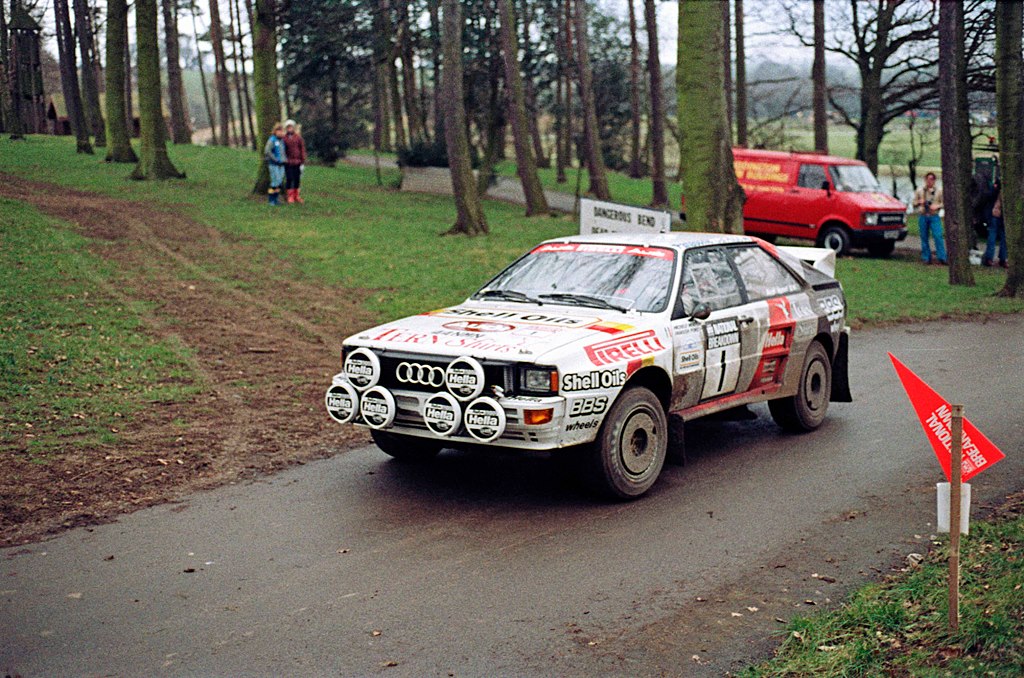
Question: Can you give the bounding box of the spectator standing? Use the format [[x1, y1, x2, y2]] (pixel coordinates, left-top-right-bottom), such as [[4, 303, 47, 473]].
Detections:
[[913, 172, 947, 265], [263, 123, 286, 206], [984, 182, 1008, 268], [283, 119, 308, 204]]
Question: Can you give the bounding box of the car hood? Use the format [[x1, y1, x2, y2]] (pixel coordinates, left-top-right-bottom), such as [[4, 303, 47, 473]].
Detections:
[[847, 191, 906, 211], [346, 301, 661, 363]]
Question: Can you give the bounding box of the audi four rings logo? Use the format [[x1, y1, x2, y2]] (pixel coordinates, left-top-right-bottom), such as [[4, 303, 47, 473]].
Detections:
[[396, 362, 446, 388]]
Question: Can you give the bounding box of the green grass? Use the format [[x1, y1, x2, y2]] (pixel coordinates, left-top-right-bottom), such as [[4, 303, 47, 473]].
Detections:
[[0, 198, 201, 457], [741, 505, 1024, 676], [1, 135, 1021, 328]]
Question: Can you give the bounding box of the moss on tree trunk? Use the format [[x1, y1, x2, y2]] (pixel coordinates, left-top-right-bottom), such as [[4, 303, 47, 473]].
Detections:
[[995, 0, 1024, 297], [251, 0, 281, 195]]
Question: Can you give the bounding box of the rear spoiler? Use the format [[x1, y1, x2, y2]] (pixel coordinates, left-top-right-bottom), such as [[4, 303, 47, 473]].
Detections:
[[777, 246, 837, 277]]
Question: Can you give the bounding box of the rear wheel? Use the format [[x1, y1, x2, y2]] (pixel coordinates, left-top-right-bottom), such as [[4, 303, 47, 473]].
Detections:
[[867, 241, 896, 257], [769, 341, 831, 432], [818, 224, 851, 256], [584, 387, 668, 499], [371, 430, 443, 462]]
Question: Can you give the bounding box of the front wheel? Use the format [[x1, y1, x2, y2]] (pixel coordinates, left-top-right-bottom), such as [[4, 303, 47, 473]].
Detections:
[[769, 341, 832, 432], [818, 224, 851, 256], [584, 387, 668, 499], [371, 430, 443, 462]]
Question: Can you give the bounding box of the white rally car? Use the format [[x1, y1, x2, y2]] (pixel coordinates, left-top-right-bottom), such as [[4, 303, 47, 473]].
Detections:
[[326, 232, 851, 499]]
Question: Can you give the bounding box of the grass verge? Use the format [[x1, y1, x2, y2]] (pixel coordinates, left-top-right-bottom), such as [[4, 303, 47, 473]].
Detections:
[[741, 495, 1024, 676], [0, 198, 200, 457]]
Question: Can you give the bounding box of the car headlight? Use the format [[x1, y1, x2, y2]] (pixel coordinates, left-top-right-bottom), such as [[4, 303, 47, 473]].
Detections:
[[863, 212, 879, 226], [518, 366, 558, 395]]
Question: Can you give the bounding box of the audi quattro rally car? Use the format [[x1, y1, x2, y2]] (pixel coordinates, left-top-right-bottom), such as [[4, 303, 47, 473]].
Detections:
[[325, 232, 851, 499]]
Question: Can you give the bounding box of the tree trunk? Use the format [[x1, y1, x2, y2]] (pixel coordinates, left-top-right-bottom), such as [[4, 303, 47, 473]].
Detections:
[[382, 0, 406, 149], [191, 5, 218, 145], [162, 0, 192, 143], [372, 0, 393, 152], [572, 0, 610, 200], [722, 0, 732, 135], [398, 2, 423, 144], [498, 0, 548, 216], [2, 1, 24, 138], [73, 0, 105, 146], [644, 0, 668, 208], [124, 8, 133, 137], [104, 0, 136, 160], [859, 73, 883, 173], [520, 0, 547, 169], [131, 0, 184, 179], [627, 0, 643, 178], [733, 0, 746, 147], [208, 0, 232, 145], [678, 0, 744, 233], [995, 0, 1024, 297], [427, 0, 443, 146], [54, 0, 93, 153], [441, 0, 487, 235], [251, 0, 281, 195], [555, 0, 573, 184], [239, 0, 258, 149], [938, 0, 973, 286], [812, 0, 827, 153], [226, 0, 248, 148]]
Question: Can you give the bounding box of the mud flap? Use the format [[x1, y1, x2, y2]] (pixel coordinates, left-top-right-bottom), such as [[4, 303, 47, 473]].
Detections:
[[830, 329, 852, 402]]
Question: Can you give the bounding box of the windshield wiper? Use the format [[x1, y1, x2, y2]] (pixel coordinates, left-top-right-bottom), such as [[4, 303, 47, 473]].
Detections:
[[538, 292, 630, 313], [477, 289, 543, 305]]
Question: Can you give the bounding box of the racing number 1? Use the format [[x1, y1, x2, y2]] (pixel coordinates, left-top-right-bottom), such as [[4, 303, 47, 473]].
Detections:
[[701, 344, 741, 399]]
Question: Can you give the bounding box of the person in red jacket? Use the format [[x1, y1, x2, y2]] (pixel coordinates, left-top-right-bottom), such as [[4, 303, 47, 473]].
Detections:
[[283, 119, 308, 204]]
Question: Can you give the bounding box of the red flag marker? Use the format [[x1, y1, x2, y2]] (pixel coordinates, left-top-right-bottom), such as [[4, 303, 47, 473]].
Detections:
[[889, 353, 1005, 482]]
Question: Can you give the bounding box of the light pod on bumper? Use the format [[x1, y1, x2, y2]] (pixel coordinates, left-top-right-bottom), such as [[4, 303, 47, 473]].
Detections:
[[325, 380, 359, 424], [445, 356, 486, 401], [463, 397, 506, 442], [422, 392, 463, 437], [344, 347, 380, 390], [359, 386, 396, 429]]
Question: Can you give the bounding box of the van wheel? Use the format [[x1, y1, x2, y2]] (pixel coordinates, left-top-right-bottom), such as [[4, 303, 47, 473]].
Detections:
[[867, 241, 895, 257], [818, 225, 851, 256], [371, 430, 443, 462], [583, 387, 668, 500], [769, 341, 831, 432]]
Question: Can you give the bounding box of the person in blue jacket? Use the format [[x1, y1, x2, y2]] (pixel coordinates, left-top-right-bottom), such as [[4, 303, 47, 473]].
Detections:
[[264, 123, 286, 205]]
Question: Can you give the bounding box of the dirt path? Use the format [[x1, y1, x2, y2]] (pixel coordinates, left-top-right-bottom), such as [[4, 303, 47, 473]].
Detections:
[[1, 175, 372, 546]]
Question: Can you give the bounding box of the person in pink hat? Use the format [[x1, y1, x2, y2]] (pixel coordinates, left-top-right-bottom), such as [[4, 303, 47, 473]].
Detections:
[[283, 119, 308, 204]]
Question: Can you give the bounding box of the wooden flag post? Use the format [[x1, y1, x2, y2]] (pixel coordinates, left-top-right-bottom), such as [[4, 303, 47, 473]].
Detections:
[[948, 403, 964, 631]]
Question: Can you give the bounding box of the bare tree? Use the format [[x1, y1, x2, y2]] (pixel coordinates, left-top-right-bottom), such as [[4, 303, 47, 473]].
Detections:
[[678, 0, 744, 233], [441, 0, 487, 235], [208, 0, 233, 145], [995, 0, 1023, 297], [163, 0, 192, 144], [722, 0, 732, 133], [191, 4, 218, 145], [572, 0, 610, 200], [643, 0, 667, 208], [938, 0, 973, 286], [734, 0, 747, 147], [498, 0, 549, 216], [812, 0, 827, 153], [251, 0, 281, 194], [627, 0, 643, 177], [105, 0, 137, 161], [73, 0, 105, 146], [54, 0, 92, 153]]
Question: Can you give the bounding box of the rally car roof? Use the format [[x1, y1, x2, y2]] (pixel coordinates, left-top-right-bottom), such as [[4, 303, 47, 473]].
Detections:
[[543, 231, 756, 251]]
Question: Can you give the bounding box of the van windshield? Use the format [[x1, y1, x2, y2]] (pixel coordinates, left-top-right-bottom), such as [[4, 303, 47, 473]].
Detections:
[[831, 165, 882, 193]]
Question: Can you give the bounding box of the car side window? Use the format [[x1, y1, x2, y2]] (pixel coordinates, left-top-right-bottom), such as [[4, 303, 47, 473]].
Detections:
[[679, 247, 743, 313], [797, 164, 828, 189], [730, 246, 804, 300]]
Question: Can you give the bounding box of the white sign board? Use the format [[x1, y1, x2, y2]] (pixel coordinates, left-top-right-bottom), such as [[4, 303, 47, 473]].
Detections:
[[579, 198, 671, 235]]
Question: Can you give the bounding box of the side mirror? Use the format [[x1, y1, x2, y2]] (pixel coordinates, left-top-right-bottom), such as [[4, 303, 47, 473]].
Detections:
[[821, 180, 832, 196], [690, 302, 712, 321]]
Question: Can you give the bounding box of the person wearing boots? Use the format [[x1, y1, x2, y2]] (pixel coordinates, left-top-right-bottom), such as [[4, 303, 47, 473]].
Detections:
[[283, 119, 308, 204], [264, 123, 286, 205]]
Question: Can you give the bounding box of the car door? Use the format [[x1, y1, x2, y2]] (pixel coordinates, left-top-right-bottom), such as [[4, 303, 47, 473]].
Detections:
[[727, 244, 809, 393], [670, 246, 764, 408], [779, 163, 833, 237]]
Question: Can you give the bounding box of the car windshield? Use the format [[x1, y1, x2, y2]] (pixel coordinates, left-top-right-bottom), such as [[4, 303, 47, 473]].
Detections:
[[475, 243, 676, 313], [830, 165, 882, 193]]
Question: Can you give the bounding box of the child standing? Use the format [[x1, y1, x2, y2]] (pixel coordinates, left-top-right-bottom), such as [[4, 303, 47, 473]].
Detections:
[[264, 123, 286, 205], [283, 119, 308, 204]]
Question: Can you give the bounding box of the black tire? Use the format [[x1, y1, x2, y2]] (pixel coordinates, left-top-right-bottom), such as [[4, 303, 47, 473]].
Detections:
[[769, 341, 832, 432], [818, 224, 852, 256], [371, 430, 443, 462], [867, 241, 896, 257], [584, 387, 668, 499]]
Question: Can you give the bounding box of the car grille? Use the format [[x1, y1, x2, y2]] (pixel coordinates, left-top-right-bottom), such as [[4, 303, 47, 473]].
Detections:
[[376, 352, 513, 395], [876, 212, 905, 225]]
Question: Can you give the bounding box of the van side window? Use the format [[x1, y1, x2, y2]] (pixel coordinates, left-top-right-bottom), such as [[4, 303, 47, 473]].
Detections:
[[729, 246, 804, 300], [679, 247, 743, 314], [797, 164, 828, 189]]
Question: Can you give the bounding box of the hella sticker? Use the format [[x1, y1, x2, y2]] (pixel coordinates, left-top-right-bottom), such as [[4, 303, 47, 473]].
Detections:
[[422, 392, 463, 437]]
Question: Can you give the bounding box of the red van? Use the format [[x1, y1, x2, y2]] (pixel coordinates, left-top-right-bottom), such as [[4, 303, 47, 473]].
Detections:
[[732, 149, 907, 256]]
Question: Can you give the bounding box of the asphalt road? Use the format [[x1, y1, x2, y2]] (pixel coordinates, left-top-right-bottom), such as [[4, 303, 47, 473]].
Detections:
[[2, 317, 1022, 677]]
